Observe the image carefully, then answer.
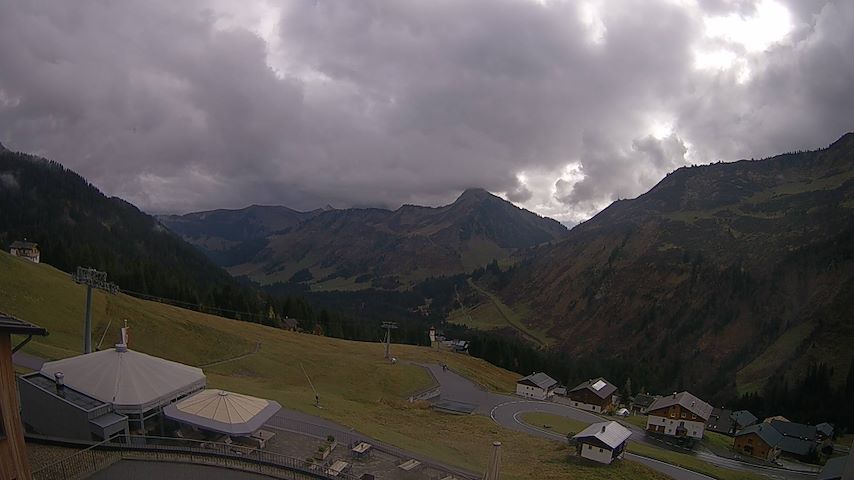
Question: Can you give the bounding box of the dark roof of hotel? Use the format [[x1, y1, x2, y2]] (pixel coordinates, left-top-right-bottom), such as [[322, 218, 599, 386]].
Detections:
[[0, 313, 48, 336], [23, 373, 107, 411]]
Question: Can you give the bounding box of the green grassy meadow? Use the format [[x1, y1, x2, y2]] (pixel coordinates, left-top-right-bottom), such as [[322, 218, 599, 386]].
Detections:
[[3, 251, 671, 480]]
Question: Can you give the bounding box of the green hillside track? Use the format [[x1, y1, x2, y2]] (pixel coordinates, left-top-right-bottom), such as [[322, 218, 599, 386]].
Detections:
[[2, 251, 672, 480]]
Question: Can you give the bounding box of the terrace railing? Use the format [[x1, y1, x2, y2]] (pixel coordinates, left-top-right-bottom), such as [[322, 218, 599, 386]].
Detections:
[[31, 434, 360, 480]]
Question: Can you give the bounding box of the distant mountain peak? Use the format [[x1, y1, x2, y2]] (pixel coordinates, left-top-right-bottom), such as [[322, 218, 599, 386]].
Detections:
[[829, 131, 854, 149], [455, 187, 495, 203]]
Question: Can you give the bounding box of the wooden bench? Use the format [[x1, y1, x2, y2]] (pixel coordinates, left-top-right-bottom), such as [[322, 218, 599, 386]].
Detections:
[[398, 459, 421, 471], [326, 460, 350, 477]]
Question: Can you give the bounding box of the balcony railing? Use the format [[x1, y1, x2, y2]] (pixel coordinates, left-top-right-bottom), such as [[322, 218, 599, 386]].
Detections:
[[32, 434, 360, 480]]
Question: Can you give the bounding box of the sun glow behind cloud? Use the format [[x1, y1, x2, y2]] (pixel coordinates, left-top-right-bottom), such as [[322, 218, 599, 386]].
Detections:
[[692, 0, 792, 82], [704, 0, 793, 53]]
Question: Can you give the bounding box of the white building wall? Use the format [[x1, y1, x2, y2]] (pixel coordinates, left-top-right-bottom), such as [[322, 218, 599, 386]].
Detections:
[[516, 384, 547, 400], [580, 443, 613, 464], [571, 400, 601, 412], [647, 415, 706, 439]]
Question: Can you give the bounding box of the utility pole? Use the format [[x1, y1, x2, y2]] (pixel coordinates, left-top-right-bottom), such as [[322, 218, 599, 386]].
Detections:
[[301, 362, 320, 408], [482, 441, 502, 480], [381, 321, 398, 359], [73, 267, 118, 354]]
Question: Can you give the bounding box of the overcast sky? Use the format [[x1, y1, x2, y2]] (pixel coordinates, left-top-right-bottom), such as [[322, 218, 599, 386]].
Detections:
[[0, 0, 851, 223]]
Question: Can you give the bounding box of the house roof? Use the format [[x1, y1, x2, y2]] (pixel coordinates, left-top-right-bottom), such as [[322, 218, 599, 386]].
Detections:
[[41, 346, 206, 412], [735, 423, 783, 447], [771, 420, 816, 441], [0, 313, 48, 336], [573, 421, 632, 450], [707, 407, 735, 433], [816, 422, 834, 437], [632, 393, 657, 408], [731, 410, 758, 427], [163, 389, 281, 436], [517, 372, 557, 390], [569, 377, 617, 399], [779, 436, 815, 456], [10, 240, 38, 249], [648, 391, 713, 420]]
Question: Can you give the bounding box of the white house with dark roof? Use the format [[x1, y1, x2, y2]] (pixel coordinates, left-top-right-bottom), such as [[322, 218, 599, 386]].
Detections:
[[572, 421, 632, 464], [645, 391, 713, 441], [9, 240, 39, 263], [516, 372, 557, 400], [567, 377, 617, 413]]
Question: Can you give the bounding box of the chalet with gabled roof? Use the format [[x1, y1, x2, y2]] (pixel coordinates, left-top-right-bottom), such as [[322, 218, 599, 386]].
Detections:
[[706, 407, 735, 435], [567, 377, 617, 413], [9, 240, 40, 263], [516, 372, 557, 400], [572, 421, 632, 465], [630, 393, 658, 414], [731, 410, 758, 430], [734, 423, 783, 461], [645, 391, 713, 442], [770, 419, 819, 460]]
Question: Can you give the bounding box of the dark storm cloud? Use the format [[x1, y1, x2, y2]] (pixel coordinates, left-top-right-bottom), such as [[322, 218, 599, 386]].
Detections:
[[0, 0, 851, 221]]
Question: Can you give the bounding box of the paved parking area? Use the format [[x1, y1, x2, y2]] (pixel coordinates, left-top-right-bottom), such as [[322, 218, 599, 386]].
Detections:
[[88, 461, 274, 480]]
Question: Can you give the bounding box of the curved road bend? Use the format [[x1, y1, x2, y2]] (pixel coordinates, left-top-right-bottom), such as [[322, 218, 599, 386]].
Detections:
[[416, 363, 815, 480]]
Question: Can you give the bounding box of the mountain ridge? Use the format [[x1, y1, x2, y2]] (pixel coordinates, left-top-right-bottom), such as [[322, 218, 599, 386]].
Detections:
[[491, 132, 854, 402], [160, 187, 568, 288]]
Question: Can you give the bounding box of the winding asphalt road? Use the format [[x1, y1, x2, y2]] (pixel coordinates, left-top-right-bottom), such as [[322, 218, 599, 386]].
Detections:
[[419, 363, 816, 480]]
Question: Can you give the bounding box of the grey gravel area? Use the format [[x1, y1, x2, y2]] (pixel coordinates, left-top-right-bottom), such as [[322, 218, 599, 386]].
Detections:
[[87, 460, 276, 480]]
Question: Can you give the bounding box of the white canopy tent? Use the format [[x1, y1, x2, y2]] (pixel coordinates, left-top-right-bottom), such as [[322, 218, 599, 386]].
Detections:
[[163, 389, 281, 436]]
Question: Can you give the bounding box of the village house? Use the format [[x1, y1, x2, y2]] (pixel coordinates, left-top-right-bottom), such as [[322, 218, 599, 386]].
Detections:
[[1, 313, 48, 480], [731, 410, 758, 431], [770, 419, 820, 461], [708, 408, 757, 435], [8, 240, 40, 263], [515, 372, 557, 400], [733, 423, 783, 462], [645, 391, 713, 442], [567, 377, 617, 413], [572, 421, 632, 465], [706, 407, 735, 435], [816, 423, 834, 442], [630, 393, 658, 415]]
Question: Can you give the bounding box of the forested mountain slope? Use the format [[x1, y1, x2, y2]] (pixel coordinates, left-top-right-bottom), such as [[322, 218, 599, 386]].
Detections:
[[499, 133, 854, 403]]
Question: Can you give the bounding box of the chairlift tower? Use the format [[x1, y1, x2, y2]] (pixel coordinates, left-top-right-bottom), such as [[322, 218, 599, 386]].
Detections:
[[381, 321, 398, 359], [73, 267, 118, 353]]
